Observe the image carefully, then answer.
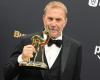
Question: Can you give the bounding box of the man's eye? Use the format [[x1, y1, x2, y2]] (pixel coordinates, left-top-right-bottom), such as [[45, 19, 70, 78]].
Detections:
[[56, 18, 61, 21], [48, 17, 53, 21]]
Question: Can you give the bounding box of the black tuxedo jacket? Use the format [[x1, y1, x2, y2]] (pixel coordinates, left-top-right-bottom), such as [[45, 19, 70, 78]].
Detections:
[[4, 33, 82, 80]]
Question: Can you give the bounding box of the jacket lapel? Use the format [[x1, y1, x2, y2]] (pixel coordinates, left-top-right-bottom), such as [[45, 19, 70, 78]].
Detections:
[[61, 35, 70, 75]]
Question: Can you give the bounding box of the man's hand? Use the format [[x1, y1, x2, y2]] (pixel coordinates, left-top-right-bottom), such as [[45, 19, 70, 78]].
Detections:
[[22, 45, 36, 62]]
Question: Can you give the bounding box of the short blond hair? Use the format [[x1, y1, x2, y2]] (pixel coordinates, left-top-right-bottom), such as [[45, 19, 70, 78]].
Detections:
[[44, 1, 68, 17]]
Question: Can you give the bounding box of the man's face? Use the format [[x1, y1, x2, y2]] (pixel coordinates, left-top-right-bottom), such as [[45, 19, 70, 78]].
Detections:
[[43, 7, 67, 38]]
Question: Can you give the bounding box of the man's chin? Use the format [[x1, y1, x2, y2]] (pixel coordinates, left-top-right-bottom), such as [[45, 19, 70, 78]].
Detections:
[[49, 33, 58, 39]]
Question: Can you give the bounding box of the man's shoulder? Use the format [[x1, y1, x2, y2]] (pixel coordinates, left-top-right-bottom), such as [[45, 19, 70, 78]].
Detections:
[[63, 35, 81, 47]]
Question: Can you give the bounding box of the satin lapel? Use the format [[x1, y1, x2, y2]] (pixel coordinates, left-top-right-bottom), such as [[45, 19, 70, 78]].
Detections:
[[61, 35, 70, 75]]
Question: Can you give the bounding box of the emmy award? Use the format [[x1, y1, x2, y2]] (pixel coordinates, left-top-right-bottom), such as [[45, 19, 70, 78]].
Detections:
[[13, 27, 50, 69]]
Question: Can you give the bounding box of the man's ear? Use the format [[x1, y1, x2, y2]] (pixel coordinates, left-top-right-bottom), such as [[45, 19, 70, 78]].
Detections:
[[43, 15, 45, 23], [43, 14, 46, 27], [65, 17, 68, 24], [63, 18, 68, 28]]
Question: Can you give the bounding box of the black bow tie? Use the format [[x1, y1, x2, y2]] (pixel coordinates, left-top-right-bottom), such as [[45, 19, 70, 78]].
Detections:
[[47, 38, 62, 47]]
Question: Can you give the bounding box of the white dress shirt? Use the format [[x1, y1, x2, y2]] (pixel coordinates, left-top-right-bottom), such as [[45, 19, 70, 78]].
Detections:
[[44, 33, 62, 69]]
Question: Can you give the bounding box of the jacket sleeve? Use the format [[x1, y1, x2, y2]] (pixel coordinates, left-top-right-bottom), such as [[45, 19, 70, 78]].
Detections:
[[72, 45, 82, 80], [3, 40, 24, 80]]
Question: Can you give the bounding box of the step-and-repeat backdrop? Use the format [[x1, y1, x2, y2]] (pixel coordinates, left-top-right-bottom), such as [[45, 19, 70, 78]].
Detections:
[[0, 0, 100, 80]]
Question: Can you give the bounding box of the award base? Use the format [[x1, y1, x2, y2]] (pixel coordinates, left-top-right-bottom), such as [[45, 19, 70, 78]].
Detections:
[[19, 61, 48, 70]]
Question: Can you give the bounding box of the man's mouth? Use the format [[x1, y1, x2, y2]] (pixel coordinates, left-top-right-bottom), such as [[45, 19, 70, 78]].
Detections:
[[50, 28, 57, 32]]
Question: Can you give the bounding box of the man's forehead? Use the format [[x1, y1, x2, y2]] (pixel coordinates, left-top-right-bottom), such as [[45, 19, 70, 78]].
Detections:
[[46, 7, 65, 12], [44, 7, 67, 18], [45, 13, 65, 18]]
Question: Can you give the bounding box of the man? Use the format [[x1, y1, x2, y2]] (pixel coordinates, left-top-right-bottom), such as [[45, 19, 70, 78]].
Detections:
[[4, 1, 82, 80]]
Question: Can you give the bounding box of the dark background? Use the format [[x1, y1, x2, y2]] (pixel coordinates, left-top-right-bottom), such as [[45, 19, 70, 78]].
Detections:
[[0, 0, 100, 80]]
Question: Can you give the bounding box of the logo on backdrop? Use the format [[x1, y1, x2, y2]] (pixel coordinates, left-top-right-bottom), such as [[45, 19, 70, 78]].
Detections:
[[88, 0, 100, 7], [94, 46, 100, 59]]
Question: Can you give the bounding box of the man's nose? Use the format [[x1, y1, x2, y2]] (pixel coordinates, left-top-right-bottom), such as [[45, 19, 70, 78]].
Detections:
[[51, 19, 57, 26]]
